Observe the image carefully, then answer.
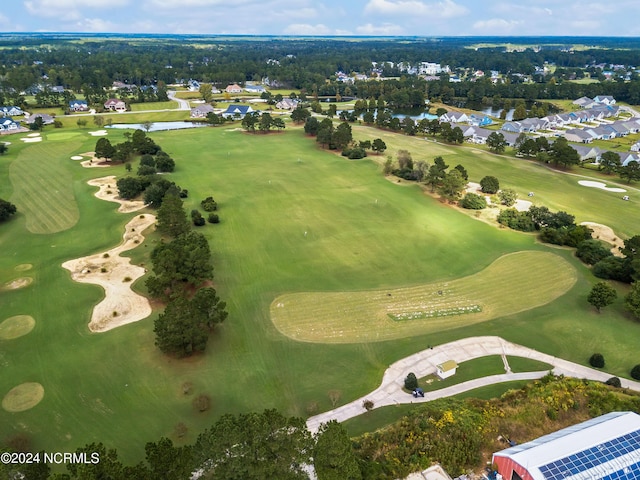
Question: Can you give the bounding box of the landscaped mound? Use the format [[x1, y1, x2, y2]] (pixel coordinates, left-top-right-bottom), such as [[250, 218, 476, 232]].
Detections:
[[0, 315, 36, 340], [271, 251, 577, 343], [2, 382, 44, 412], [1, 277, 33, 291]]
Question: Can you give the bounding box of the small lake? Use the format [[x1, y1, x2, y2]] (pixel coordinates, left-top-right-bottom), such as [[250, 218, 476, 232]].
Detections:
[[106, 121, 207, 132]]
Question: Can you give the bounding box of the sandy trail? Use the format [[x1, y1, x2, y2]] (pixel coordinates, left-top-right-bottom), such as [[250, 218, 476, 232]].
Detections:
[[62, 177, 155, 332], [581, 222, 625, 256]]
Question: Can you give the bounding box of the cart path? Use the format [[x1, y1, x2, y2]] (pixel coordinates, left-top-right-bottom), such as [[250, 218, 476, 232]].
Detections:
[[306, 336, 640, 432]]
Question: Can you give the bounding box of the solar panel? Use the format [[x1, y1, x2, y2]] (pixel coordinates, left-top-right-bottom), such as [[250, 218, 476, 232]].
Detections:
[[540, 430, 640, 480]]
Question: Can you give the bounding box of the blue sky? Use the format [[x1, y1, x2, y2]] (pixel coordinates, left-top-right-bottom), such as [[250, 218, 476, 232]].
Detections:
[[1, 0, 640, 36]]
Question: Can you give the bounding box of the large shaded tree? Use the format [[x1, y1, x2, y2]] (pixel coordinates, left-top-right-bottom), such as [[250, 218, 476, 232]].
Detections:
[[155, 192, 190, 237], [0, 198, 17, 222], [587, 282, 617, 313], [194, 409, 313, 480], [314, 421, 362, 480]]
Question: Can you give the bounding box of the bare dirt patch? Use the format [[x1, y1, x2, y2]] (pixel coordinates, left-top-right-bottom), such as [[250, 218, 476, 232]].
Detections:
[[2, 383, 44, 412], [581, 222, 625, 256], [2, 277, 33, 291], [0, 315, 36, 340], [62, 213, 156, 332], [88, 176, 146, 213]]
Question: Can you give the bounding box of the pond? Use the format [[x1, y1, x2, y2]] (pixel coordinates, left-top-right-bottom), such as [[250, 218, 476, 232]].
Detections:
[[106, 121, 207, 132]]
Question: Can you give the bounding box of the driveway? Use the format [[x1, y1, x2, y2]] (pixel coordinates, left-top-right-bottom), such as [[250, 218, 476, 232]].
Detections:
[[306, 336, 640, 432]]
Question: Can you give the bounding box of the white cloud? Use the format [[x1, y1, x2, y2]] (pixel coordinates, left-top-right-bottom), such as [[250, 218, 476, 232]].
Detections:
[[472, 18, 522, 34], [75, 18, 117, 32], [283, 23, 335, 35], [25, 0, 129, 20], [356, 23, 404, 35], [364, 0, 468, 18]]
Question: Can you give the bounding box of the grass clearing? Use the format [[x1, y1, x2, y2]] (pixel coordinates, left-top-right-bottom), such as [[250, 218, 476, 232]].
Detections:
[[419, 356, 506, 392], [0, 315, 35, 340], [9, 139, 81, 233], [2, 383, 45, 412], [271, 251, 577, 343], [507, 356, 553, 372]]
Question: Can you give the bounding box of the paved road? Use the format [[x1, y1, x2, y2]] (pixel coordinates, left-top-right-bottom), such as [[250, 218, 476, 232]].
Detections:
[[306, 336, 640, 432], [167, 90, 190, 110]]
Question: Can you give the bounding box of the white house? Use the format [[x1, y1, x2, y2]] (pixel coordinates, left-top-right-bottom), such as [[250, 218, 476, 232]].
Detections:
[[594, 95, 616, 105], [435, 360, 458, 380], [439, 111, 468, 123], [104, 98, 127, 112], [222, 105, 253, 118]]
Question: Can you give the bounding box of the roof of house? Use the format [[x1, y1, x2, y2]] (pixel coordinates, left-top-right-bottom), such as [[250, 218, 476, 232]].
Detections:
[[191, 104, 215, 113], [70, 100, 88, 105], [436, 360, 458, 372], [105, 98, 125, 105], [223, 105, 252, 115], [493, 411, 640, 480]]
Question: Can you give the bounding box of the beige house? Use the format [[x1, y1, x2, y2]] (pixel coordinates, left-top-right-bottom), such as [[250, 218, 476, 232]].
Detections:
[[225, 84, 243, 94], [435, 360, 458, 380], [104, 98, 127, 112]]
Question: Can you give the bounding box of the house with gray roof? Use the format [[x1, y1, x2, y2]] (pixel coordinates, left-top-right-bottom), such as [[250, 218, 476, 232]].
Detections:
[[620, 152, 640, 166], [594, 95, 616, 105], [573, 96, 595, 108], [25, 113, 55, 125], [570, 144, 601, 162], [564, 129, 593, 143], [190, 104, 215, 118], [0, 106, 23, 117], [439, 111, 468, 123]]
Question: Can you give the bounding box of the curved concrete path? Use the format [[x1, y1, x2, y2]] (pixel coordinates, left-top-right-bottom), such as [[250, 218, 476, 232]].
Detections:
[[307, 336, 640, 432]]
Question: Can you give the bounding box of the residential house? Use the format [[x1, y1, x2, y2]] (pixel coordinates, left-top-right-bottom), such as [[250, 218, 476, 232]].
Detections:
[[585, 125, 616, 140], [50, 86, 65, 94], [0, 106, 23, 117], [222, 105, 253, 118], [564, 129, 594, 143], [188, 80, 200, 92], [190, 104, 215, 118], [570, 144, 601, 162], [436, 360, 458, 380], [623, 121, 640, 134], [620, 152, 640, 166], [520, 117, 549, 131], [594, 95, 616, 105], [468, 114, 493, 127], [573, 96, 595, 108], [225, 84, 243, 94], [608, 121, 631, 136], [69, 100, 89, 112], [501, 131, 521, 147], [0, 117, 20, 132], [244, 84, 266, 94], [275, 98, 298, 110], [25, 113, 55, 125], [630, 141, 640, 152], [501, 122, 523, 133], [439, 111, 468, 123], [104, 98, 127, 112]]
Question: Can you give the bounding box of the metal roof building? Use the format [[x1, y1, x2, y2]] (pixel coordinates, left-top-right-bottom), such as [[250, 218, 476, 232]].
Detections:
[[492, 412, 640, 480]]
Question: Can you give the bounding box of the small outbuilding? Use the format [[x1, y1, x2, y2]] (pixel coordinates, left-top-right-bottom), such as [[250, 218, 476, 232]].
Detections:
[[435, 360, 458, 380]]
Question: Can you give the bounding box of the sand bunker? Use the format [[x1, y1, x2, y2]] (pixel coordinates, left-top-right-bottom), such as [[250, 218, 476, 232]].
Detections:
[[0, 315, 36, 340], [89, 130, 108, 136], [27, 133, 41, 138], [514, 199, 532, 212], [2, 141, 11, 146], [578, 180, 627, 193], [2, 383, 44, 412], [88, 176, 146, 213], [62, 213, 155, 332], [71, 155, 84, 160], [21, 137, 42, 143], [14, 264, 32, 272], [2, 277, 33, 291], [581, 222, 625, 257]]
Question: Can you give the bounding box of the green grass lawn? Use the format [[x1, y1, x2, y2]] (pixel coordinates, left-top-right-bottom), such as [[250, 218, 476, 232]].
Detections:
[[129, 101, 177, 111], [1, 123, 640, 465]]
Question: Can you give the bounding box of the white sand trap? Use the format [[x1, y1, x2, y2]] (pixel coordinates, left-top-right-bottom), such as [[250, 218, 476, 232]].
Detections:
[[21, 137, 43, 143], [71, 155, 84, 160], [88, 176, 146, 213], [578, 180, 627, 193], [81, 160, 110, 168], [27, 132, 41, 137], [581, 222, 625, 257], [2, 142, 11, 146], [514, 199, 532, 212], [62, 214, 155, 332], [89, 130, 108, 136]]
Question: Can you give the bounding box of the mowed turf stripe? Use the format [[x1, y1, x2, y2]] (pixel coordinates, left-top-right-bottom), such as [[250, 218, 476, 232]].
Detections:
[[10, 141, 80, 234], [271, 251, 577, 343]]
